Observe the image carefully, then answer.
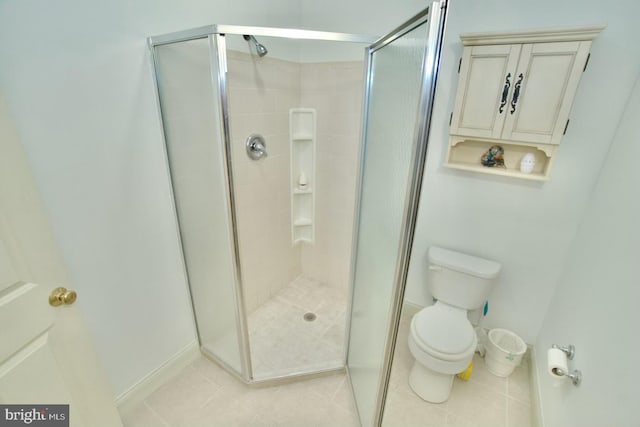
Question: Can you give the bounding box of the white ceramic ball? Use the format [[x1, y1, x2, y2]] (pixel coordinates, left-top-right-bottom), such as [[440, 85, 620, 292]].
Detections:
[[520, 153, 536, 174]]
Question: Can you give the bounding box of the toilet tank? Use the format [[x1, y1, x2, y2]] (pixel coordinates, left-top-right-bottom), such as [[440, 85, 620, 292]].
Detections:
[[427, 247, 501, 310]]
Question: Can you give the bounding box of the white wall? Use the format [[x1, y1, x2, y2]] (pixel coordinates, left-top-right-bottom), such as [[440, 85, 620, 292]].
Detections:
[[404, 0, 640, 343], [300, 0, 426, 35], [533, 73, 640, 427], [0, 0, 423, 398], [0, 0, 303, 397]]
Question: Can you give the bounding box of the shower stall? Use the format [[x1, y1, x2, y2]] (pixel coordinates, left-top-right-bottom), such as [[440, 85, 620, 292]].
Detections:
[[149, 3, 446, 425]]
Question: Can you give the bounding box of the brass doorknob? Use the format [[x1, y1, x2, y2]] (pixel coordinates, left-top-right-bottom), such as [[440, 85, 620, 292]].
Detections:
[[49, 287, 77, 306]]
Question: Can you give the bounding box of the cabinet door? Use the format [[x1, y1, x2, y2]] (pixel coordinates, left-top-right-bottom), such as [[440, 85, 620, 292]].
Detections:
[[502, 41, 591, 144], [450, 44, 520, 139]]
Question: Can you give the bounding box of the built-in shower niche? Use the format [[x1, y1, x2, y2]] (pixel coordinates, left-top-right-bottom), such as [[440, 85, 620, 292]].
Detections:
[[290, 108, 316, 245]]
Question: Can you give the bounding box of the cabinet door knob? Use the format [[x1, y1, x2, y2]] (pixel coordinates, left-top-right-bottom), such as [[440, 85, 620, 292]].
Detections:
[[49, 287, 78, 306], [510, 73, 524, 114], [498, 73, 511, 114]]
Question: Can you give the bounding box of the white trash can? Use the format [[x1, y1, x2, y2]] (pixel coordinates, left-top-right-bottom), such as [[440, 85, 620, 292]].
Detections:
[[485, 328, 527, 377]]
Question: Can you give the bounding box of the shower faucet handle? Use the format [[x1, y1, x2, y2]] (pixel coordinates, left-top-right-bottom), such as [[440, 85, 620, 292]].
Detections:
[[246, 134, 267, 160]]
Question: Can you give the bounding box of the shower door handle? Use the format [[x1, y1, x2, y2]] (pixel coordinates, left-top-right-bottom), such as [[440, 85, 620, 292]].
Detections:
[[246, 134, 268, 160]]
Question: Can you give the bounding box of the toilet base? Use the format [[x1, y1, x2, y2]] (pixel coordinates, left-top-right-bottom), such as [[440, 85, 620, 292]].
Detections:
[[408, 360, 455, 403]]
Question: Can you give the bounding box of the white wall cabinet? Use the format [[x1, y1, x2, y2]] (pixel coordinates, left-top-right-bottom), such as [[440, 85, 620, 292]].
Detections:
[[447, 26, 603, 180]]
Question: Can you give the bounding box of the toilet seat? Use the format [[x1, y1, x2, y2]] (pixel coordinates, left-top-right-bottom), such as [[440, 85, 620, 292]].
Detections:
[[411, 304, 476, 361]]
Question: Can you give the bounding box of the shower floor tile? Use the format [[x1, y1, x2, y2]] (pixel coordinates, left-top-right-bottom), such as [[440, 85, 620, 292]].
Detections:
[[248, 276, 347, 379]]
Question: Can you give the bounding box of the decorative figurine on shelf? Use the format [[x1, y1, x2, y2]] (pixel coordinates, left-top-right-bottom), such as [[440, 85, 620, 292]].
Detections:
[[519, 153, 536, 174], [481, 145, 506, 168]]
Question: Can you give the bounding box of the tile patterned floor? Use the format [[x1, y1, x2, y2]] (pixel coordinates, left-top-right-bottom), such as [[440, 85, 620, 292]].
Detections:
[[121, 358, 359, 427], [248, 276, 347, 379], [382, 307, 533, 427], [122, 301, 533, 427]]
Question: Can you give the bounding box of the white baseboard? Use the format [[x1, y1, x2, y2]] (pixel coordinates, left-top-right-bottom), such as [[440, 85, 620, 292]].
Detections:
[[115, 340, 200, 416], [529, 346, 543, 427], [402, 301, 423, 317]]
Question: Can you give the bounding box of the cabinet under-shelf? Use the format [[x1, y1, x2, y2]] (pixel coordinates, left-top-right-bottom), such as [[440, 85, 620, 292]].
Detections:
[[445, 137, 556, 181]]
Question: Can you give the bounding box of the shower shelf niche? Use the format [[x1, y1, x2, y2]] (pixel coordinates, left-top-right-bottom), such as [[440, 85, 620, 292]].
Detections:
[[290, 108, 316, 245], [292, 133, 314, 141]]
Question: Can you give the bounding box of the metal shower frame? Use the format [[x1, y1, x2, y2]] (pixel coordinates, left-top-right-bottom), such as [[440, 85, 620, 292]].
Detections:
[[148, 25, 376, 386], [146, 2, 447, 424]]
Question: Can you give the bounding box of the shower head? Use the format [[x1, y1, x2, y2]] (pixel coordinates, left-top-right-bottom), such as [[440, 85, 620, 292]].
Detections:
[[243, 34, 268, 57]]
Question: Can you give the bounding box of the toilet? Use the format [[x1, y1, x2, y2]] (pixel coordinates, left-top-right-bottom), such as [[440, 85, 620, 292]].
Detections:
[[408, 246, 501, 403]]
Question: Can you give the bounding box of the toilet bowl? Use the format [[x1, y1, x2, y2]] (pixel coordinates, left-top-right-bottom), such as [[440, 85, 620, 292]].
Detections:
[[408, 247, 501, 403], [408, 302, 477, 402]]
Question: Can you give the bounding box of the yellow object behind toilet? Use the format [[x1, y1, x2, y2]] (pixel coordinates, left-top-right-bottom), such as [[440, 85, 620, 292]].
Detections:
[[457, 361, 473, 380]]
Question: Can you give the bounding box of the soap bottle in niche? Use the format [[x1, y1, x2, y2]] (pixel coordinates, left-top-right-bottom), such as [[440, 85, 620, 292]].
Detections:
[[297, 172, 308, 190], [520, 153, 536, 174]]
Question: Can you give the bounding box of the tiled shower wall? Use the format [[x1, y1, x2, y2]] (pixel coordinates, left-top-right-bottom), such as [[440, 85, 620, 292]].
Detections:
[[227, 51, 302, 313], [299, 62, 364, 292], [227, 51, 364, 312]]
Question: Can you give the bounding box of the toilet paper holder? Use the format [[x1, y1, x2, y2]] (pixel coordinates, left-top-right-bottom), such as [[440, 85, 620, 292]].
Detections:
[[551, 344, 581, 386], [552, 366, 582, 386], [552, 344, 575, 360]]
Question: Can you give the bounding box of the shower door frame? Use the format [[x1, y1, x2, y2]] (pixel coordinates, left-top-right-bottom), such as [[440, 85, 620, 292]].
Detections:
[[347, 3, 447, 425], [149, 25, 376, 385]]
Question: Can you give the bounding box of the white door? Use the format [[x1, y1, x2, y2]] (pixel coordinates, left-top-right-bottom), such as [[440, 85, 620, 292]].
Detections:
[[0, 90, 122, 427]]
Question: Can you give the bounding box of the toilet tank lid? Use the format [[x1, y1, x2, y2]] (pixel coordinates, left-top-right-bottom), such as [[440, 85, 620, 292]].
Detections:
[[428, 247, 501, 279]]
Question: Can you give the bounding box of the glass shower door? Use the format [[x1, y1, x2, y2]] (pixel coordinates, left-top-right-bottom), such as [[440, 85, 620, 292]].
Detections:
[[153, 36, 248, 378], [347, 3, 447, 426]]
